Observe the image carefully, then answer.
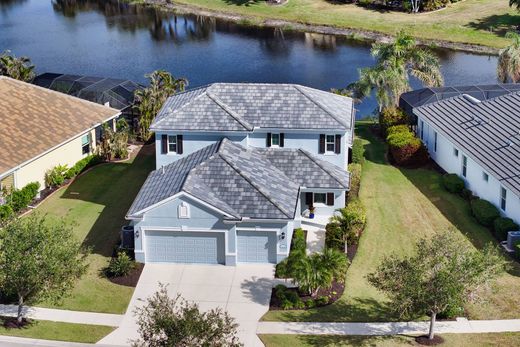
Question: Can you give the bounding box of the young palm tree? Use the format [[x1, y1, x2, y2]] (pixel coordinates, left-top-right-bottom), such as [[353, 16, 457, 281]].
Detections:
[[134, 70, 188, 141], [352, 31, 443, 110], [497, 32, 520, 83], [0, 50, 35, 82]]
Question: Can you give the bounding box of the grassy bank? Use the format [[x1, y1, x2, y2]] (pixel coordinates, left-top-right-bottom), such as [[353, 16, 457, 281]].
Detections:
[[259, 333, 520, 346], [168, 0, 519, 49], [262, 122, 520, 322]]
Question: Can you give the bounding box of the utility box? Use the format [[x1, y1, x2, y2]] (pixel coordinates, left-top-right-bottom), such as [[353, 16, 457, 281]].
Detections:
[[507, 231, 520, 251]]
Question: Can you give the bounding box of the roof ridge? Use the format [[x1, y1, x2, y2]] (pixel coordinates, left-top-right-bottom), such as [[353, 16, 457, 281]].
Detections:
[[293, 85, 349, 129], [206, 91, 253, 131], [153, 88, 210, 127], [217, 145, 294, 218], [298, 148, 347, 188]]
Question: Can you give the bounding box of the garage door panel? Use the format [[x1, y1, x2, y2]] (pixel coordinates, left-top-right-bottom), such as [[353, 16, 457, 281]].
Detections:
[[145, 231, 223, 264], [237, 231, 276, 263]]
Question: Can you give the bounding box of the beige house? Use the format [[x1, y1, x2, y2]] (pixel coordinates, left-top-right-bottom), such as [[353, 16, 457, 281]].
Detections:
[[0, 76, 120, 192]]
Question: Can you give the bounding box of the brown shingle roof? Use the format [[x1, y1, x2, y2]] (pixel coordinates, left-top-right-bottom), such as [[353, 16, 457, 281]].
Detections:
[[0, 76, 120, 174]]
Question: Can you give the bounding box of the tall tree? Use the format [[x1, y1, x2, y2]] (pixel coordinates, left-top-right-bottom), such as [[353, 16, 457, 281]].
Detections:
[[367, 231, 506, 341], [0, 214, 88, 324], [134, 70, 187, 141], [0, 50, 35, 82], [351, 31, 443, 111], [132, 284, 242, 347], [498, 32, 520, 83]]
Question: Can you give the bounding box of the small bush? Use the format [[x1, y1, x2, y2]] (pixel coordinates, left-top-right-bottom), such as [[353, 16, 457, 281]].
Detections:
[[45, 164, 68, 188], [316, 296, 329, 306], [293, 299, 306, 309], [461, 187, 474, 201], [351, 138, 365, 164], [9, 182, 40, 212], [493, 217, 519, 241], [275, 259, 289, 279], [347, 163, 362, 201], [438, 304, 464, 319], [291, 228, 306, 253], [106, 251, 135, 277], [0, 204, 13, 221], [386, 124, 409, 136], [471, 199, 500, 227], [379, 107, 408, 135], [305, 299, 316, 309], [285, 290, 300, 304], [275, 284, 287, 300], [442, 174, 465, 194], [281, 299, 293, 310], [386, 125, 426, 166]]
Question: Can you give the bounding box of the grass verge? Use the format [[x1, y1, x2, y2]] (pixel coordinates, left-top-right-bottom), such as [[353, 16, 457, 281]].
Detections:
[[262, 122, 520, 322]]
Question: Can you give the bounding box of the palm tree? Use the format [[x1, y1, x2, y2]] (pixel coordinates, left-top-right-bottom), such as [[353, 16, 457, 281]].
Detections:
[[510, 0, 520, 10], [351, 31, 443, 111], [328, 199, 367, 253], [134, 70, 187, 141], [0, 50, 35, 82], [497, 32, 520, 83]]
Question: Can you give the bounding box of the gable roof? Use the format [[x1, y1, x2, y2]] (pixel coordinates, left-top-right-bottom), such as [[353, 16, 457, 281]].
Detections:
[[0, 76, 120, 175], [127, 139, 350, 219], [151, 83, 354, 132], [413, 92, 520, 197]]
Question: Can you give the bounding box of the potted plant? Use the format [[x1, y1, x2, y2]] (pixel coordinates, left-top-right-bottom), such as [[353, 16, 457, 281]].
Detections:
[[309, 205, 315, 219]]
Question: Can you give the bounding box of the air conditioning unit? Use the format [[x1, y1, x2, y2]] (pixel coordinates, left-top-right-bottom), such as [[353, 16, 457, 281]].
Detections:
[[507, 231, 520, 251]]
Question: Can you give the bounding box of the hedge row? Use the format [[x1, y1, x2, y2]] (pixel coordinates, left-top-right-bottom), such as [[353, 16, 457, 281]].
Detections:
[[386, 125, 427, 166], [0, 181, 40, 221], [44, 155, 102, 189], [379, 107, 408, 136], [352, 138, 365, 165]]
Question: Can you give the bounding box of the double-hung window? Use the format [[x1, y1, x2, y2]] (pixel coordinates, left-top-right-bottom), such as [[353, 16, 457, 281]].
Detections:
[[462, 155, 467, 177], [81, 134, 90, 155], [168, 135, 177, 153], [326, 135, 336, 153], [500, 187, 507, 211]]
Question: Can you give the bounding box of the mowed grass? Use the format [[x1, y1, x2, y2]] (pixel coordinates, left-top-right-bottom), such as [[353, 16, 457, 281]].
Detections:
[[0, 318, 114, 343], [262, 122, 520, 322], [259, 333, 520, 347], [173, 0, 520, 48], [34, 146, 155, 314]]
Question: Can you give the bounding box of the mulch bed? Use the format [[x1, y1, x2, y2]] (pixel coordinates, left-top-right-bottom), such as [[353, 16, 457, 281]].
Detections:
[[107, 263, 144, 287], [269, 279, 345, 310], [1, 316, 31, 329], [415, 335, 445, 345], [347, 243, 358, 263]]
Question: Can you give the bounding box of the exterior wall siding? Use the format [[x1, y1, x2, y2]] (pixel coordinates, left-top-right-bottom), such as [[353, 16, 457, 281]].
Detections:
[[419, 116, 520, 225], [13, 128, 97, 191]]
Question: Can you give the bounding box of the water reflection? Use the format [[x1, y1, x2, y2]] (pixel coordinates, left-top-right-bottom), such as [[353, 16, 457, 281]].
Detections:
[[0, 0, 27, 11]]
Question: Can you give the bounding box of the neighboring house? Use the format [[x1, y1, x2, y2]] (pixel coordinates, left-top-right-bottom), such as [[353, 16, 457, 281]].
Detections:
[[127, 83, 354, 265], [0, 76, 120, 193], [401, 85, 520, 224], [32, 72, 142, 127]]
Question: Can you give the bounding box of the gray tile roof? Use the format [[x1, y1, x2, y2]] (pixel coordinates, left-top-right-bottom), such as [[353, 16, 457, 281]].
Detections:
[[152, 83, 354, 132], [414, 92, 520, 197], [127, 139, 350, 219]]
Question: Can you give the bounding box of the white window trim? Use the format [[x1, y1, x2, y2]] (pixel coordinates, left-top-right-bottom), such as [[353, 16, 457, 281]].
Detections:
[[168, 135, 177, 154], [270, 133, 280, 148], [325, 134, 336, 154]]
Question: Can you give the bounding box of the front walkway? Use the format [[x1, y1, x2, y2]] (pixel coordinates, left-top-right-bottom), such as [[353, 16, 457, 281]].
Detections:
[[257, 318, 520, 336], [301, 216, 327, 254], [99, 263, 279, 347], [0, 304, 122, 327]]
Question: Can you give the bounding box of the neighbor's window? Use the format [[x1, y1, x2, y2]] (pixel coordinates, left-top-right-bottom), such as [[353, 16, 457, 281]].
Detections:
[[453, 148, 459, 157], [462, 155, 467, 177], [500, 187, 507, 211], [482, 172, 489, 182], [313, 193, 326, 205], [433, 131, 438, 152], [420, 121, 424, 140], [271, 133, 280, 147], [326, 135, 336, 153], [81, 134, 90, 155], [168, 135, 177, 153]]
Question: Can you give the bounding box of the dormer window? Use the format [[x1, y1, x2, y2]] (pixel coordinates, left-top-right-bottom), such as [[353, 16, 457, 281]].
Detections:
[[271, 133, 280, 147], [266, 133, 284, 148], [161, 134, 183, 155]]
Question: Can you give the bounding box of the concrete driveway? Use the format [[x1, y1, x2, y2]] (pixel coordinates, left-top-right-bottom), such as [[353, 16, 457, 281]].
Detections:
[[98, 263, 276, 347]]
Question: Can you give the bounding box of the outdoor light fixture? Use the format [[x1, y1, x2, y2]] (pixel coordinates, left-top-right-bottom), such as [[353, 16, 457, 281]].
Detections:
[[135, 230, 139, 238], [280, 232, 286, 240]]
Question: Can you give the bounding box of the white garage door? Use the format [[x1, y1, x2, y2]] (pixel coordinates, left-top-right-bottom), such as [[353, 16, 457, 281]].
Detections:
[[237, 231, 277, 263], [145, 231, 224, 264]]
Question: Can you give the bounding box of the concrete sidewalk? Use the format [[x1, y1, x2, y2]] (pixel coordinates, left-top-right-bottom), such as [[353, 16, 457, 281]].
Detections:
[[257, 318, 520, 336], [0, 304, 123, 327], [0, 335, 123, 347]]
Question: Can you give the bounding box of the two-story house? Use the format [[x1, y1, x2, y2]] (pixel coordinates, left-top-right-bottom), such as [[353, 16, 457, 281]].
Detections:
[[127, 83, 354, 265]]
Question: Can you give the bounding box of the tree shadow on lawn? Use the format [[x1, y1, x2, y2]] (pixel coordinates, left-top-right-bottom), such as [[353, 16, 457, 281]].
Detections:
[[466, 14, 520, 37], [400, 166, 520, 278], [58, 145, 155, 257]]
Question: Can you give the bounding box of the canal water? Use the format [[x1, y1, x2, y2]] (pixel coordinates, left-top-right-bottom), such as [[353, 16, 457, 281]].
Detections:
[[0, 0, 499, 116]]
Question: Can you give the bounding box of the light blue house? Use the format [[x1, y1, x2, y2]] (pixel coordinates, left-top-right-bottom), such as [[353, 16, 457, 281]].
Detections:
[[127, 83, 354, 265]]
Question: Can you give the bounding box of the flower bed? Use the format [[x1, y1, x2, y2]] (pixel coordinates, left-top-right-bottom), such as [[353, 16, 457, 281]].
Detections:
[[268, 280, 345, 311]]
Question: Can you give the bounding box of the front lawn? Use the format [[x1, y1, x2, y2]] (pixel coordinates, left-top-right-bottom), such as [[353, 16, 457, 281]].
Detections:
[[259, 333, 520, 346], [34, 146, 155, 314], [0, 318, 114, 343], [262, 122, 520, 322]]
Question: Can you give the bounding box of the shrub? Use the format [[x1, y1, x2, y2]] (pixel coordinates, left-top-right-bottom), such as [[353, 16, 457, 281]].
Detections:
[[281, 299, 293, 310], [106, 251, 135, 277], [65, 155, 102, 179], [275, 259, 288, 279], [516, 244, 520, 259], [351, 138, 365, 164], [386, 125, 427, 166], [471, 199, 500, 227], [305, 299, 316, 309], [9, 182, 40, 212], [0, 204, 13, 221], [275, 284, 287, 300], [326, 199, 367, 249], [291, 228, 306, 253], [493, 217, 519, 241], [347, 163, 362, 201], [379, 107, 408, 135], [386, 124, 409, 137], [461, 187, 474, 201], [316, 296, 329, 306], [442, 174, 465, 194], [438, 304, 464, 319], [293, 299, 306, 309], [44, 164, 68, 188]]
